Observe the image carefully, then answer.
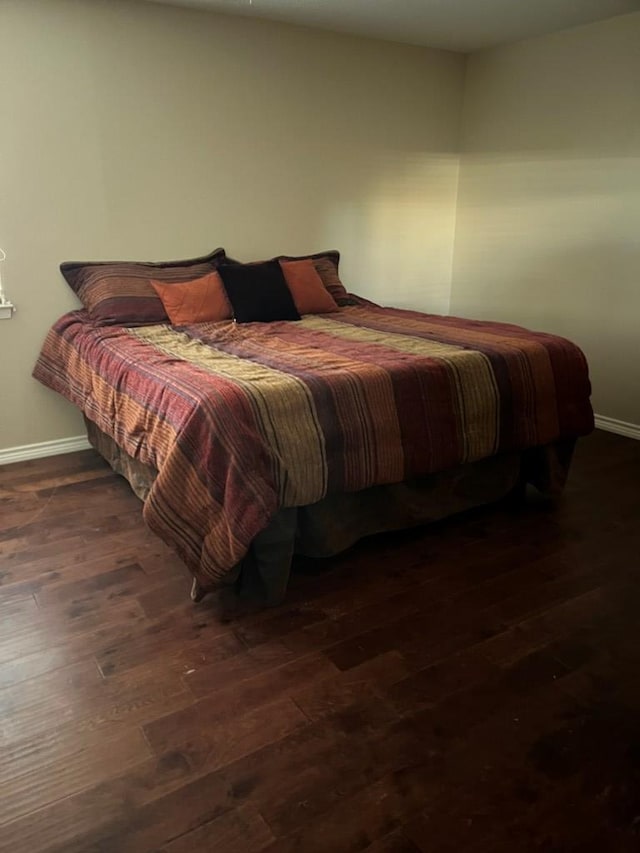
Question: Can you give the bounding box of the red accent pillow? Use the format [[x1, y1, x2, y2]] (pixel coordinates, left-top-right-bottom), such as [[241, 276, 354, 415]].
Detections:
[[150, 272, 232, 325], [278, 251, 349, 304], [279, 259, 339, 315]]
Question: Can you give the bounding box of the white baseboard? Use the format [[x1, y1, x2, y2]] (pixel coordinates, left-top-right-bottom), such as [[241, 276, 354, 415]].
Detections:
[[594, 414, 640, 441], [0, 435, 91, 467]]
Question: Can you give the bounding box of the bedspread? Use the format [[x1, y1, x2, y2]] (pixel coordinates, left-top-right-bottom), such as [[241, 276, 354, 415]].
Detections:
[[33, 304, 593, 586]]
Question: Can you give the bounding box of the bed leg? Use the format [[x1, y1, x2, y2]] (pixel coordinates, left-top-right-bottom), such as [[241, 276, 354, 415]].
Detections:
[[190, 578, 207, 603]]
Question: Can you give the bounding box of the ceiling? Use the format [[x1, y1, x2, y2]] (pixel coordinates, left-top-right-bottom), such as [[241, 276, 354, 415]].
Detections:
[[142, 0, 639, 52]]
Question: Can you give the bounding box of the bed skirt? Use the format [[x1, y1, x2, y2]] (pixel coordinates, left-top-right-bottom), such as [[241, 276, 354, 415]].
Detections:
[[84, 417, 575, 604]]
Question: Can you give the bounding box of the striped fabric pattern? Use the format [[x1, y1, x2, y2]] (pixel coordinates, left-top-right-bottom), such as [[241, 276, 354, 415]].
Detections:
[[33, 303, 593, 587], [60, 248, 228, 326]]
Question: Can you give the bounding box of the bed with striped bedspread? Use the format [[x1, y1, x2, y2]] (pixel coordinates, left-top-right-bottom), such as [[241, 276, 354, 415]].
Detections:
[[33, 303, 593, 588]]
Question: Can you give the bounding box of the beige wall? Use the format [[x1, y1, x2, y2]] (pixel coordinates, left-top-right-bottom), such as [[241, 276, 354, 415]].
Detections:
[[451, 13, 640, 426], [3, 2, 637, 453], [0, 0, 464, 451]]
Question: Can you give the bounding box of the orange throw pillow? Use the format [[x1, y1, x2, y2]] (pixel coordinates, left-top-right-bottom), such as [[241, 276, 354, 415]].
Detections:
[[279, 259, 339, 315], [150, 272, 232, 325]]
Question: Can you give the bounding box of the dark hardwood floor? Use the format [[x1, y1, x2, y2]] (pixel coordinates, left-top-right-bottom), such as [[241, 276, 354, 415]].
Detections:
[[1, 429, 639, 852]]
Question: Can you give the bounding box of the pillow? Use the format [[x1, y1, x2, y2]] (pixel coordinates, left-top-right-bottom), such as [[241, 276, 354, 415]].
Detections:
[[278, 251, 349, 305], [279, 259, 338, 315], [218, 261, 300, 324], [60, 247, 227, 326], [150, 272, 232, 325]]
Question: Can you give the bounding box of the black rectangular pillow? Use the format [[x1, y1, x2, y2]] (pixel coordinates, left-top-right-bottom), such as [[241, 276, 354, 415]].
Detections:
[[218, 261, 300, 324]]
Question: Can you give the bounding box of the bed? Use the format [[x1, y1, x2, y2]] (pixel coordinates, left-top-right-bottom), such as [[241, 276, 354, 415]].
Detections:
[[33, 249, 594, 604]]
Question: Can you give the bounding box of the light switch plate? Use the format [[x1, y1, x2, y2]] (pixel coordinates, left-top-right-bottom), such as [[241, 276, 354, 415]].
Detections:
[[0, 303, 15, 320]]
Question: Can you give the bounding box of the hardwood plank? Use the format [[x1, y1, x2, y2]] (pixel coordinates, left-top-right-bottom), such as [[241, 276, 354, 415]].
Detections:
[[254, 638, 583, 841], [324, 555, 617, 676], [254, 713, 431, 839], [0, 430, 638, 852], [0, 535, 146, 587], [138, 690, 423, 846], [35, 561, 150, 608], [0, 728, 150, 827], [267, 685, 580, 851], [136, 575, 194, 618], [182, 640, 299, 697], [12, 705, 305, 853], [363, 832, 422, 853], [144, 654, 338, 753], [291, 650, 410, 722], [0, 644, 91, 689], [0, 599, 147, 667], [0, 660, 193, 746], [94, 611, 245, 678], [0, 549, 154, 602], [0, 659, 103, 720], [42, 703, 308, 846], [258, 769, 432, 853], [0, 756, 187, 853], [160, 804, 274, 853], [277, 585, 440, 658], [10, 467, 114, 495], [0, 449, 105, 486], [0, 599, 152, 680], [149, 696, 308, 779]]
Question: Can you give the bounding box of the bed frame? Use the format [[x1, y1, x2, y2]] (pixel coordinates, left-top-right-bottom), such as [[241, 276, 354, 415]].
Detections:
[[84, 417, 575, 606]]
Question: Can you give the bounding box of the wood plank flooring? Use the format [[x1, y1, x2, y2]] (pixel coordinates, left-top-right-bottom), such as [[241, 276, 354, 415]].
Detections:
[[0, 429, 639, 852]]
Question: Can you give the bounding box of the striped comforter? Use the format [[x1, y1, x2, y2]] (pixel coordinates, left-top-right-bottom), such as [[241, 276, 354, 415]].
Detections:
[[33, 304, 593, 586]]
